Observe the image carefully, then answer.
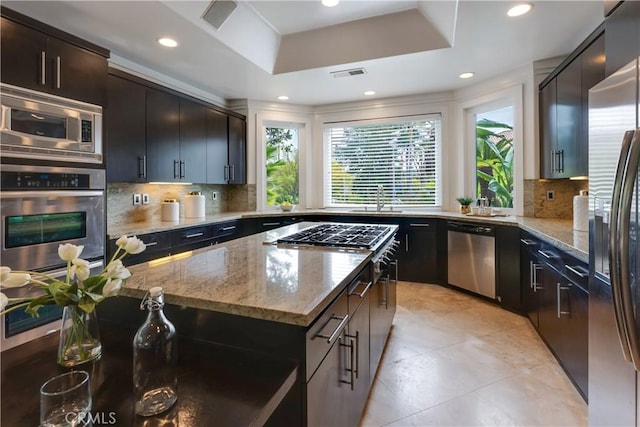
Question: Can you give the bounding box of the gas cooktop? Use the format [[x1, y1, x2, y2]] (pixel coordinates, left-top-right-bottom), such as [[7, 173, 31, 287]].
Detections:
[[276, 223, 395, 250]]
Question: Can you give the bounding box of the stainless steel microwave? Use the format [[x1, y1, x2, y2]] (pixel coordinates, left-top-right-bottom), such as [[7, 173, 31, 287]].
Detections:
[[0, 83, 103, 164]]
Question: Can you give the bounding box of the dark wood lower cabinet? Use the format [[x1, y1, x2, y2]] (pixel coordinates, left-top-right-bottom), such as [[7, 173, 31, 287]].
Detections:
[[520, 231, 588, 401]]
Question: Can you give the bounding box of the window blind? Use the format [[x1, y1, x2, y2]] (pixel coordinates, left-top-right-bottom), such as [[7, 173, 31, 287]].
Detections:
[[324, 116, 441, 207]]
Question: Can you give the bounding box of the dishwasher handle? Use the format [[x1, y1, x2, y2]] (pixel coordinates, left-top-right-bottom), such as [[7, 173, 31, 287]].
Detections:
[[447, 221, 495, 236]]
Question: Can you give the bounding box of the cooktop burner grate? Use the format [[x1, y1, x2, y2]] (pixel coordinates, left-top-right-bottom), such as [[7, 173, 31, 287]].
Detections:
[[277, 223, 393, 249]]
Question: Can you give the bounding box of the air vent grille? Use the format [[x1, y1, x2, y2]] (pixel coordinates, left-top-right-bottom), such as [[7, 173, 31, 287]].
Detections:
[[202, 0, 237, 30], [330, 68, 367, 79]]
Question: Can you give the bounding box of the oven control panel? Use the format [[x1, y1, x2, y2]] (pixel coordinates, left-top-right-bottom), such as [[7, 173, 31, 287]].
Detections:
[[1, 171, 90, 189]]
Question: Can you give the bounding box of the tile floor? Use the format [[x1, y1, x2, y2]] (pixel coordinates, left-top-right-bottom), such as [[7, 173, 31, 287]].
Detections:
[[360, 282, 587, 427]]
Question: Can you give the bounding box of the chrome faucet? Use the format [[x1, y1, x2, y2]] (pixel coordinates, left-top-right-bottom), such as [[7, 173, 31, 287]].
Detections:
[[376, 185, 385, 211]]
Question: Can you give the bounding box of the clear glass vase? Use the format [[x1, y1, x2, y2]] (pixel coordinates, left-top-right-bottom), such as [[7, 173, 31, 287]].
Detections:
[[57, 305, 102, 367]]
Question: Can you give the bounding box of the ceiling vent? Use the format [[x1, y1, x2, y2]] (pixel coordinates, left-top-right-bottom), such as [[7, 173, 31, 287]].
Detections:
[[202, 0, 237, 30], [330, 68, 367, 79]]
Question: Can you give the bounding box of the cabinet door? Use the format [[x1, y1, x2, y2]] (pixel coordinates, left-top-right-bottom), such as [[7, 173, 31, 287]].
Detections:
[[106, 74, 146, 182], [605, 0, 640, 77], [146, 89, 180, 182], [556, 58, 582, 178], [228, 115, 246, 184], [46, 36, 107, 106], [581, 34, 605, 177], [179, 99, 207, 183], [347, 293, 371, 426], [557, 283, 589, 399], [539, 80, 557, 179], [306, 330, 350, 427], [0, 17, 47, 92], [399, 222, 437, 283], [521, 246, 540, 328], [206, 109, 228, 184], [537, 263, 564, 355], [369, 279, 387, 378]]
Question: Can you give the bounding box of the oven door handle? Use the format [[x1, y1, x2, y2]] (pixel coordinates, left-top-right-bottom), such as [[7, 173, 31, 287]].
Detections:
[[36, 260, 105, 281], [1, 190, 105, 198]]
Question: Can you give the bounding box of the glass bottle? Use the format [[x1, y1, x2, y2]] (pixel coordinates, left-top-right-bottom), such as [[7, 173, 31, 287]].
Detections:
[[133, 287, 177, 416]]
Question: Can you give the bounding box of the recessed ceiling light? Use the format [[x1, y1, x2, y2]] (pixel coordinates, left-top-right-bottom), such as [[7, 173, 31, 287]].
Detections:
[[278, 96, 289, 101], [158, 37, 178, 48], [507, 3, 533, 17], [322, 0, 340, 7], [364, 90, 376, 96], [459, 72, 475, 79]]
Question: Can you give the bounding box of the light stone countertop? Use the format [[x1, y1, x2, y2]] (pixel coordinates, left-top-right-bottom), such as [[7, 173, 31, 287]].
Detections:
[[109, 209, 588, 263], [120, 222, 372, 327]]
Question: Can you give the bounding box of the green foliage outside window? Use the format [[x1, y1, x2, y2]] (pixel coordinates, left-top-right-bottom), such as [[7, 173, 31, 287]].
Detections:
[[476, 118, 514, 208], [266, 128, 299, 206]]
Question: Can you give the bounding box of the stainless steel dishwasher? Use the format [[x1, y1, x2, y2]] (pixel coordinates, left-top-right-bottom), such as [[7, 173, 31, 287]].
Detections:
[[447, 221, 496, 299]]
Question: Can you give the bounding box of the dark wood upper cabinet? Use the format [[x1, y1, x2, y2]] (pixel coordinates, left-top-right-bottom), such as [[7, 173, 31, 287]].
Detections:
[[146, 88, 180, 182], [179, 99, 208, 184], [539, 29, 605, 179], [206, 108, 229, 184], [228, 115, 247, 184], [0, 12, 108, 106], [605, 0, 640, 77], [106, 74, 147, 182]]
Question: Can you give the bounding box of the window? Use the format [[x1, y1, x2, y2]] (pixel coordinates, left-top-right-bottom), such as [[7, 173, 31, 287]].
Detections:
[[265, 126, 299, 207], [324, 115, 441, 207], [475, 106, 514, 208]]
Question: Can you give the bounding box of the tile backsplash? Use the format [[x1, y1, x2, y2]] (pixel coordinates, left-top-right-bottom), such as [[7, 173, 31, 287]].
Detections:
[[523, 179, 588, 219], [107, 183, 256, 226]]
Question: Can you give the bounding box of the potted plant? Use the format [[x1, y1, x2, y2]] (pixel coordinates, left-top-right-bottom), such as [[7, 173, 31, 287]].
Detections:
[[276, 194, 297, 212], [456, 196, 474, 214]]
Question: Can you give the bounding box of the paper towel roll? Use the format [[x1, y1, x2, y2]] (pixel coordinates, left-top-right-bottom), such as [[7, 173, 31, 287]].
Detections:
[[161, 199, 179, 222], [184, 193, 205, 218], [573, 191, 589, 232]]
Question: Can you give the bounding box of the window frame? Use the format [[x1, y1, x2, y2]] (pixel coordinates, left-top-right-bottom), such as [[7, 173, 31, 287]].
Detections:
[[322, 114, 443, 209], [461, 86, 524, 216]]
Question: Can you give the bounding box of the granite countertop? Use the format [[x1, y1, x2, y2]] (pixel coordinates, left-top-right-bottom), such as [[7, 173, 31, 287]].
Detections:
[[121, 222, 372, 327], [109, 209, 587, 262]]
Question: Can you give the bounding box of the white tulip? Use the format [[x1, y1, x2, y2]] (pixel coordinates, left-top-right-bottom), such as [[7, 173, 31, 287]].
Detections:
[[58, 244, 84, 262], [0, 273, 31, 288], [105, 260, 131, 280], [0, 267, 11, 281], [124, 236, 146, 254], [102, 278, 122, 297], [70, 258, 90, 281], [0, 292, 8, 311], [115, 235, 130, 248]]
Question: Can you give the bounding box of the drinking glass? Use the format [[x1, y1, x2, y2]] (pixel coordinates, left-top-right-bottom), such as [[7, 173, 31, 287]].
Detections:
[[40, 370, 92, 427]]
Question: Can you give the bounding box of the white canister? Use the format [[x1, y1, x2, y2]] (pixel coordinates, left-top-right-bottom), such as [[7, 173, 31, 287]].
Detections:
[[161, 199, 179, 222], [184, 192, 205, 218], [573, 190, 589, 232]]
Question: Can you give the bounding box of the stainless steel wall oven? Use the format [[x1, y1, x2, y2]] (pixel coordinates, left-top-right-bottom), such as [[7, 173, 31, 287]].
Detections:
[[0, 164, 105, 350]]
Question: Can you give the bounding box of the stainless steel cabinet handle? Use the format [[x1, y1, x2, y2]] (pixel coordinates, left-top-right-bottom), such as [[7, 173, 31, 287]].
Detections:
[[145, 241, 158, 247], [40, 51, 46, 85], [349, 281, 372, 298], [185, 232, 204, 239], [339, 338, 355, 391], [56, 56, 61, 89], [180, 161, 186, 179], [559, 150, 564, 173], [520, 239, 536, 246], [173, 160, 180, 179], [529, 261, 534, 289], [566, 265, 587, 278], [557, 282, 572, 318], [345, 330, 360, 379], [405, 235, 409, 252], [221, 226, 236, 231], [537, 250, 558, 260], [551, 150, 556, 173], [409, 223, 431, 227], [315, 314, 349, 344], [262, 222, 280, 226], [531, 262, 542, 292], [390, 260, 398, 283], [138, 156, 147, 178], [224, 165, 229, 181], [609, 129, 635, 364]]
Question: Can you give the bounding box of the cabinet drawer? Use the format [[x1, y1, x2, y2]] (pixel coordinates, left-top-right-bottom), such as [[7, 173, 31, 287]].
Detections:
[[171, 225, 213, 246], [212, 220, 239, 241], [305, 290, 348, 381], [108, 231, 172, 265], [348, 274, 373, 317]]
